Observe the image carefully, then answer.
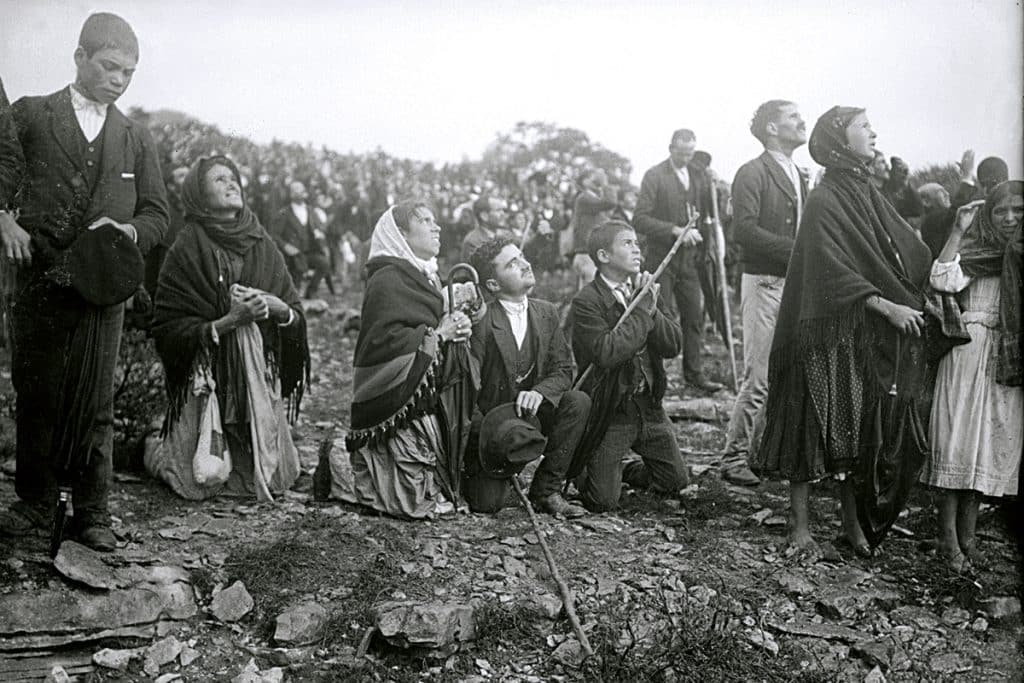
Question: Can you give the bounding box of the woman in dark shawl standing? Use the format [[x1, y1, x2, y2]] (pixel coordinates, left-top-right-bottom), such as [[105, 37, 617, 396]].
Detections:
[[347, 201, 479, 519], [147, 156, 309, 501], [752, 107, 933, 558], [921, 181, 1022, 571]]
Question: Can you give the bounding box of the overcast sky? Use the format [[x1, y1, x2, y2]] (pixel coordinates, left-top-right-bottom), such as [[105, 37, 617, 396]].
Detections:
[[2, 0, 1021, 182]]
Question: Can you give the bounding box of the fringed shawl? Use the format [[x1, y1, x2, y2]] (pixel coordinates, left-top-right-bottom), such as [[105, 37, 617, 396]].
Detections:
[[346, 256, 445, 450], [152, 220, 310, 431], [761, 106, 933, 472]]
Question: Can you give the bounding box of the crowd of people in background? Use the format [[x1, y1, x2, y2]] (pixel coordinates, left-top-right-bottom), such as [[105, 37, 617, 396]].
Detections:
[[0, 13, 1019, 583]]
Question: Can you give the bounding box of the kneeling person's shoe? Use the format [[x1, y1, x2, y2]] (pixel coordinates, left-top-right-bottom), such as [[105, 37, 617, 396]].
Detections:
[[75, 525, 117, 552], [533, 493, 587, 519], [723, 466, 761, 487]]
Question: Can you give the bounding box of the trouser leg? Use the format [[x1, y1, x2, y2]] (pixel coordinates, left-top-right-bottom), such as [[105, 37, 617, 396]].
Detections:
[[528, 390, 591, 500], [721, 274, 782, 470], [75, 303, 123, 526], [581, 407, 638, 512], [623, 395, 690, 492]]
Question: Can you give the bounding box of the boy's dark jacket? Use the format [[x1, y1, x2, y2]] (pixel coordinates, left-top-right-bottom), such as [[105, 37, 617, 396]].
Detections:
[[566, 274, 682, 476]]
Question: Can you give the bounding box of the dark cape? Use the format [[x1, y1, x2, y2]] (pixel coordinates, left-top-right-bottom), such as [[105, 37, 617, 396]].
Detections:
[[346, 256, 446, 448], [753, 106, 935, 547], [152, 157, 309, 430]]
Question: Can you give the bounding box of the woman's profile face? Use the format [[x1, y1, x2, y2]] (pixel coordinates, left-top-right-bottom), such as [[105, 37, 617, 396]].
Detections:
[[844, 113, 877, 162], [991, 193, 1024, 234], [203, 164, 244, 213], [403, 207, 441, 259]]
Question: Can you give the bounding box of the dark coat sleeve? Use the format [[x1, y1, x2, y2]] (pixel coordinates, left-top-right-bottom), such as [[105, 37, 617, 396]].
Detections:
[[572, 288, 655, 370], [0, 78, 24, 210], [647, 298, 683, 359], [129, 124, 169, 254], [732, 162, 793, 271], [532, 302, 573, 405], [633, 167, 676, 241]]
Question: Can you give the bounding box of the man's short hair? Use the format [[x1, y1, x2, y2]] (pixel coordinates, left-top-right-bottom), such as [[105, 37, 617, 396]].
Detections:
[[578, 168, 602, 187], [472, 196, 492, 222], [79, 12, 139, 59], [392, 200, 432, 233], [587, 219, 634, 267], [670, 129, 696, 146], [691, 151, 712, 171], [749, 100, 794, 144], [469, 236, 515, 286], [978, 156, 1009, 189]]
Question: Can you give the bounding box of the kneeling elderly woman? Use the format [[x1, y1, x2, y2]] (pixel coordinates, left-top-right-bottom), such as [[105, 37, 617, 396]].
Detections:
[[347, 201, 480, 519], [148, 156, 310, 501]]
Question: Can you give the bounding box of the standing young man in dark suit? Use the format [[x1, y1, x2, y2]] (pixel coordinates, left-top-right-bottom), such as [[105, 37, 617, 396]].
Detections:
[[720, 100, 808, 487], [464, 237, 591, 517], [571, 221, 689, 512], [0, 13, 168, 550], [633, 129, 723, 393], [270, 180, 333, 298]]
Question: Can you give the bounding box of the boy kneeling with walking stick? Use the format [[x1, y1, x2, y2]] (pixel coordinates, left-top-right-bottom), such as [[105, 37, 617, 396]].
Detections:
[[571, 220, 691, 512]]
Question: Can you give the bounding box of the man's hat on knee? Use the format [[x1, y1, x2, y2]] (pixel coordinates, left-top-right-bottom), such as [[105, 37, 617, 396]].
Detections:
[[477, 403, 547, 478]]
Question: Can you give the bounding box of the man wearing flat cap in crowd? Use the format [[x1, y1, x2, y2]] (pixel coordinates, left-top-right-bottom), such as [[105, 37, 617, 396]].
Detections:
[[0, 13, 168, 551]]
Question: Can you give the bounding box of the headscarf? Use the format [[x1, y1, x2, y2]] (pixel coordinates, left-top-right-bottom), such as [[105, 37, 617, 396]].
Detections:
[[367, 206, 440, 287], [180, 156, 264, 255], [808, 106, 870, 178], [960, 180, 1023, 385]]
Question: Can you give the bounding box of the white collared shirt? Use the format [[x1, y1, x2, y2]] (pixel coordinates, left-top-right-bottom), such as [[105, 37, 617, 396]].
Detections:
[[600, 273, 632, 308], [291, 202, 309, 226], [767, 149, 803, 227], [498, 297, 529, 349], [69, 85, 108, 143], [672, 163, 690, 191]]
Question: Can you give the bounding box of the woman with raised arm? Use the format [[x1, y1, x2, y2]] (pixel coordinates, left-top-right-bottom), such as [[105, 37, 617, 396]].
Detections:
[[921, 181, 1022, 571]]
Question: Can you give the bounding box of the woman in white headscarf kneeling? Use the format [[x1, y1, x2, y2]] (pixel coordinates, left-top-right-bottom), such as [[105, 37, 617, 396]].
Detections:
[[347, 201, 479, 519]]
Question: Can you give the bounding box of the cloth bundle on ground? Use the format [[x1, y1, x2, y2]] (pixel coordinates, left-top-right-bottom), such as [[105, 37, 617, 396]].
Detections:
[[753, 106, 935, 548], [148, 156, 309, 501]]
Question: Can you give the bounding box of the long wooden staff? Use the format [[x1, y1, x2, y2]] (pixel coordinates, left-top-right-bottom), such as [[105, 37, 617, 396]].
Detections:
[[571, 213, 698, 391], [709, 181, 739, 392], [509, 475, 594, 657]]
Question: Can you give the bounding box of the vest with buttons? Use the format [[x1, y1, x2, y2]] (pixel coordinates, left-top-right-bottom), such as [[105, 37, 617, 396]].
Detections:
[[510, 322, 538, 391]]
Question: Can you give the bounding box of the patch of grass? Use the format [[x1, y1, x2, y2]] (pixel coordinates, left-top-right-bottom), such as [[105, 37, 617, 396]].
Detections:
[[577, 595, 830, 683], [225, 513, 413, 636]]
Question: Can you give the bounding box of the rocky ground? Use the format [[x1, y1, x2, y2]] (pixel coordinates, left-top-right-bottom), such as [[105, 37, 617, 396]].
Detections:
[[0, 276, 1021, 682]]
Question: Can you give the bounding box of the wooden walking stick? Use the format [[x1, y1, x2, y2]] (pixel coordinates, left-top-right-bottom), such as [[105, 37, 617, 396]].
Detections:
[[709, 181, 740, 392], [509, 474, 594, 657], [571, 213, 698, 391]]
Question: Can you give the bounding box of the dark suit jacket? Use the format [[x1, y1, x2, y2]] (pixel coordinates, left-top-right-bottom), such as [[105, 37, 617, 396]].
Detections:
[[270, 204, 325, 256], [732, 151, 809, 277], [470, 297, 573, 416], [12, 87, 168, 256], [571, 275, 681, 405], [633, 158, 710, 272], [0, 77, 24, 210]]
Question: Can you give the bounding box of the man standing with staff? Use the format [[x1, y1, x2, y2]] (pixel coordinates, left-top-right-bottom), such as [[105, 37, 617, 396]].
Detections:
[[720, 100, 807, 487], [634, 129, 723, 393], [0, 13, 168, 550]]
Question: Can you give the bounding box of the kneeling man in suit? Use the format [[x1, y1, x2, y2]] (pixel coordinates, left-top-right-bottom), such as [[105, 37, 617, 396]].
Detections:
[[463, 237, 591, 517]]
